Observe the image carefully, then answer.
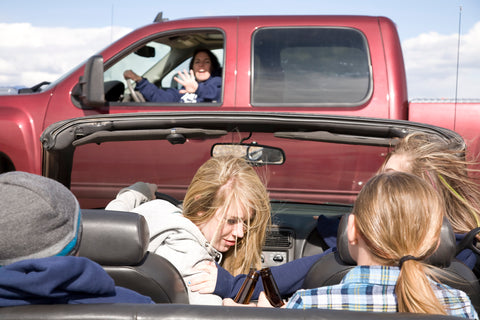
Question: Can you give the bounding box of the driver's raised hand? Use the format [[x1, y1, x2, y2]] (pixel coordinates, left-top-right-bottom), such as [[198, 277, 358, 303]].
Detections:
[[175, 69, 199, 94]]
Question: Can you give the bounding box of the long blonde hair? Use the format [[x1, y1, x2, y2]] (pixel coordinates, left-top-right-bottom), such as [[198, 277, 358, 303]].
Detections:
[[353, 172, 447, 314], [182, 156, 271, 275], [381, 132, 480, 234]]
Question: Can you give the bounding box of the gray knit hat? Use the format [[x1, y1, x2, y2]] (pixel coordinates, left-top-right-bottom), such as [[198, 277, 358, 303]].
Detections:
[[0, 171, 81, 266]]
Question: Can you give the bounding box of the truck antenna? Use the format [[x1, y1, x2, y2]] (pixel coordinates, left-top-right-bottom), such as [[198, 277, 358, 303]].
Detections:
[[454, 6, 462, 105], [110, 4, 114, 43]]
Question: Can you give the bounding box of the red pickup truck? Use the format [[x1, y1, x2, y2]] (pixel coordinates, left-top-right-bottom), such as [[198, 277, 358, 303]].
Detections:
[[1, 15, 479, 206]]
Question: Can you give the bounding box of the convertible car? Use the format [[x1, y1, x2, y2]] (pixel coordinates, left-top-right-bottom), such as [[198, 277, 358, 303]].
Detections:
[[1, 112, 478, 319]]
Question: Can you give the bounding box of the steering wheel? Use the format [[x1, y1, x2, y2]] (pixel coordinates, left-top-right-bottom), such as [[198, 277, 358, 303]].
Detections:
[[126, 79, 145, 102]]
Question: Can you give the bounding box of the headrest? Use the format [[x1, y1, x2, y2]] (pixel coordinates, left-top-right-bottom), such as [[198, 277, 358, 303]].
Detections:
[[78, 209, 149, 266], [336, 213, 455, 268]]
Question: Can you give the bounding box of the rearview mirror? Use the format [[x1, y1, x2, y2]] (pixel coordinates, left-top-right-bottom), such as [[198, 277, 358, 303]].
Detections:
[[135, 45, 156, 58], [211, 143, 285, 166]]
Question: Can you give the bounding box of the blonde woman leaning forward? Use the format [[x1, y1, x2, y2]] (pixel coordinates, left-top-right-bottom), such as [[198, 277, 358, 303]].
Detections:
[[106, 156, 271, 305], [230, 172, 477, 318]]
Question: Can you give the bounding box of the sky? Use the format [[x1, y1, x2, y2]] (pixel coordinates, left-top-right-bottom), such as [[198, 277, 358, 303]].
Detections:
[[0, 0, 478, 99]]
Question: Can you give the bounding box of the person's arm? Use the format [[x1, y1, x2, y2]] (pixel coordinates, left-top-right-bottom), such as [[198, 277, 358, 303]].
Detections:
[[190, 250, 330, 299], [105, 182, 156, 212], [316, 215, 341, 248], [124, 70, 142, 82], [195, 76, 222, 102], [123, 69, 182, 102], [136, 79, 182, 102], [284, 290, 306, 309], [252, 252, 329, 299], [174, 70, 221, 102], [455, 233, 477, 269], [154, 237, 222, 305], [131, 201, 222, 305], [268, 252, 330, 297], [187, 261, 253, 298], [222, 292, 279, 308]]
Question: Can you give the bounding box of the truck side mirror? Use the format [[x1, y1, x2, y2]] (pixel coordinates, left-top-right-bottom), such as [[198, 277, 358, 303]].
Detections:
[[76, 55, 106, 108]]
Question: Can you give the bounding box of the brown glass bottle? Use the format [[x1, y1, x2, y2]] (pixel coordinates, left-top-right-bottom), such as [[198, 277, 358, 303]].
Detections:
[[260, 267, 284, 307], [233, 268, 259, 304]]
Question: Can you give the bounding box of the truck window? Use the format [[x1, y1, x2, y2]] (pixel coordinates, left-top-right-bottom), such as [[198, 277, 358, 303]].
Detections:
[[252, 27, 371, 106], [104, 30, 224, 104], [104, 42, 171, 85]]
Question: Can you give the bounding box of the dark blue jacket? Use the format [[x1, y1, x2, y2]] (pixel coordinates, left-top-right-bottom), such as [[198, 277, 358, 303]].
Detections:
[[214, 250, 331, 300], [0, 256, 154, 306], [136, 76, 222, 103], [213, 215, 340, 299], [456, 233, 478, 269]]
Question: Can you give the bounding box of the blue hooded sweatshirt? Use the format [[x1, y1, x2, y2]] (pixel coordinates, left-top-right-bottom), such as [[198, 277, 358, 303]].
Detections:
[[0, 256, 154, 306]]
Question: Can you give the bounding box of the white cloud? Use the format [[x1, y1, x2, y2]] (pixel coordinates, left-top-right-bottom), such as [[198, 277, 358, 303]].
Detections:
[[0, 23, 131, 87], [403, 21, 480, 99], [0, 21, 478, 99]]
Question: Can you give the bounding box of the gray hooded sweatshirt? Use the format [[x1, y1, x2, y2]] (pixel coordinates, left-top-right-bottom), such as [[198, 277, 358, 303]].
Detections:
[[105, 183, 222, 305]]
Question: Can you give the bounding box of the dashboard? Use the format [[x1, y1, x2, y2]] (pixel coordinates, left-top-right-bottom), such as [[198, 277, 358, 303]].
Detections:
[[261, 201, 351, 268]]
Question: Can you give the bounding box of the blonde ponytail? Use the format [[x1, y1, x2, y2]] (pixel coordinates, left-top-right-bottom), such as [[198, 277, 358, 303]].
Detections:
[[396, 260, 446, 314], [353, 172, 447, 315]]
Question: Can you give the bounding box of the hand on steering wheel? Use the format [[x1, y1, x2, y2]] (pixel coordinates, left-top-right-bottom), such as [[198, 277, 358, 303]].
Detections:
[[123, 69, 145, 102], [126, 79, 143, 102]]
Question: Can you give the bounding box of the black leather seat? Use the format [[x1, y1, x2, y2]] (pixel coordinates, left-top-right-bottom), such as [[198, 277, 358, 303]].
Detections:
[[303, 213, 480, 312], [78, 209, 188, 304], [0, 303, 466, 320]]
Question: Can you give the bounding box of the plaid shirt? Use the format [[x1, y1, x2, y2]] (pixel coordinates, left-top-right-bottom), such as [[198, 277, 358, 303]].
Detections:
[[287, 265, 478, 319]]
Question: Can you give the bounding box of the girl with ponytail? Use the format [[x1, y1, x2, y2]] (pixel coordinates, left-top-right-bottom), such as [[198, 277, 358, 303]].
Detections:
[[283, 172, 477, 318]]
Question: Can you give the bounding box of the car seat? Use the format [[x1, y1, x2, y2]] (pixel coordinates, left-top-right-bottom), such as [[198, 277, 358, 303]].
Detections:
[[302, 213, 480, 312], [78, 209, 188, 304]]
